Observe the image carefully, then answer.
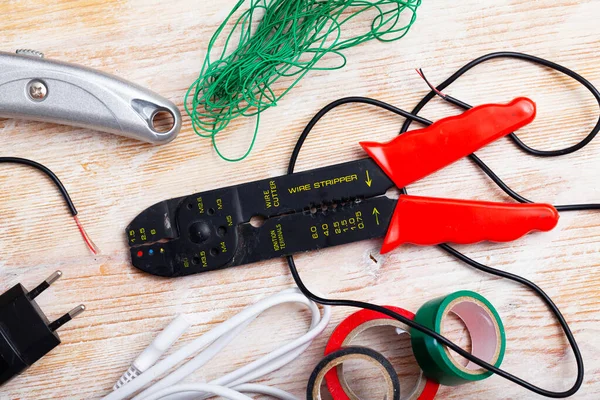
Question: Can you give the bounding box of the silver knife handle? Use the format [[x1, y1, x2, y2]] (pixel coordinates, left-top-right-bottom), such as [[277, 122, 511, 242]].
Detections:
[[0, 51, 181, 144]]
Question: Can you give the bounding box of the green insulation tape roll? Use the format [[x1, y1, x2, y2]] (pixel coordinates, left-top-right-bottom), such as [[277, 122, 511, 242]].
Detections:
[[411, 290, 506, 386]]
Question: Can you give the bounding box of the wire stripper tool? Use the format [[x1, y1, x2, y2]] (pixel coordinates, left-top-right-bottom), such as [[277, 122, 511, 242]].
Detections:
[[126, 97, 559, 277]]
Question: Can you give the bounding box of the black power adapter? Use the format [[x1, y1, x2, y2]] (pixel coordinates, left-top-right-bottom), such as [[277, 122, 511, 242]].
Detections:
[[0, 271, 85, 386]]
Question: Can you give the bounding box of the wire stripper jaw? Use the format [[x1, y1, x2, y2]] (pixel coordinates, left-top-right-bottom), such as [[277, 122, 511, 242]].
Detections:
[[127, 188, 242, 277]]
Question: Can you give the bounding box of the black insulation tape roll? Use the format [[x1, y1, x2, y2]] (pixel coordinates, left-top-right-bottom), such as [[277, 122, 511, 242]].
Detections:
[[307, 346, 401, 400]]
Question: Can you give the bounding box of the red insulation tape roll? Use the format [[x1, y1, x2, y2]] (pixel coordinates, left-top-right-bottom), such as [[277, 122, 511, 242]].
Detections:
[[324, 306, 440, 400]]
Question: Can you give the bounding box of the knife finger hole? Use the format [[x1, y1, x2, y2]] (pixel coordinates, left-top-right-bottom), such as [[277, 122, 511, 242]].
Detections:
[[151, 110, 176, 133]]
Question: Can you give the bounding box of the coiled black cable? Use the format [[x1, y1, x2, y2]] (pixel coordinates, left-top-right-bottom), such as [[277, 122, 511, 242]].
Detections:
[[287, 52, 599, 398]]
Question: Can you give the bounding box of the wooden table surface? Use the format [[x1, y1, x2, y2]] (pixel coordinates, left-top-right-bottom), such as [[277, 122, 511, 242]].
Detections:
[[1, 0, 599, 399]]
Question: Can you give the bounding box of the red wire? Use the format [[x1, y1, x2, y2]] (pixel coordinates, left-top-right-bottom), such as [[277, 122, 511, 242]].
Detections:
[[74, 215, 99, 255], [415, 68, 447, 98]]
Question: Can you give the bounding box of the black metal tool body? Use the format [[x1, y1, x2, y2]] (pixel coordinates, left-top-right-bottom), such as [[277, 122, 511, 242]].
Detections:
[[127, 158, 395, 277]]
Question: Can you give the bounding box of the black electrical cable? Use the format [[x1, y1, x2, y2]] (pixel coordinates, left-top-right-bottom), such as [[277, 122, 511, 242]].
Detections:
[[405, 53, 600, 212], [286, 52, 600, 398], [402, 52, 600, 157], [0, 157, 98, 254], [287, 99, 583, 398], [0, 157, 78, 215]]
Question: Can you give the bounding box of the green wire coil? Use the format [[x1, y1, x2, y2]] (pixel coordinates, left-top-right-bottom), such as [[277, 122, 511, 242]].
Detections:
[[185, 0, 422, 162]]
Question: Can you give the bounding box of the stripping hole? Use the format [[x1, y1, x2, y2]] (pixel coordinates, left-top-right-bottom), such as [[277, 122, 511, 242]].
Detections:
[[151, 110, 175, 133], [385, 187, 402, 200], [208, 208, 216, 215], [210, 248, 219, 257], [217, 226, 227, 236], [187, 203, 193, 210], [250, 215, 265, 228], [192, 257, 200, 265]]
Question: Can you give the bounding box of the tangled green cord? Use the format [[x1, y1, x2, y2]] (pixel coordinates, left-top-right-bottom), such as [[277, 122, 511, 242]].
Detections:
[[185, 0, 422, 161]]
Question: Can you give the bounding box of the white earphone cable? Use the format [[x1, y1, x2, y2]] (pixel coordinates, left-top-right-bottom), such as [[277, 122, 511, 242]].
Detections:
[[104, 288, 330, 400]]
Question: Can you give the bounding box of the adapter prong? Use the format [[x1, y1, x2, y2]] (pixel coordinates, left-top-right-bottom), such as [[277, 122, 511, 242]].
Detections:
[[27, 271, 63, 300], [68, 304, 86, 319], [49, 304, 85, 332]]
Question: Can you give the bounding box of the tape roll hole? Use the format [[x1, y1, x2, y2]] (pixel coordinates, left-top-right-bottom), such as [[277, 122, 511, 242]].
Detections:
[[343, 325, 422, 399], [339, 357, 397, 399], [151, 110, 176, 133], [441, 301, 499, 371], [310, 348, 399, 400]]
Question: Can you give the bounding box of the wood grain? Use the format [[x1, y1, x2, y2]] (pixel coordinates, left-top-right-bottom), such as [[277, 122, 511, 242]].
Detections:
[[1, 0, 599, 399]]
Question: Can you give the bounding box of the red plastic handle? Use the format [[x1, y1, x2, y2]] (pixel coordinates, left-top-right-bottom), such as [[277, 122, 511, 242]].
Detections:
[[380, 195, 559, 253], [360, 97, 536, 189]]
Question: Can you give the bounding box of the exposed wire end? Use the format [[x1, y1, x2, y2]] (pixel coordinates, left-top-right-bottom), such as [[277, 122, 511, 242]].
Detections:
[[74, 215, 100, 255], [415, 68, 447, 99]]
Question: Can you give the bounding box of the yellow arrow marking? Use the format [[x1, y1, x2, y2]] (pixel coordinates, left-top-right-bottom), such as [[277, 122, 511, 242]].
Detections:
[[365, 170, 372, 187], [373, 207, 380, 225]]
